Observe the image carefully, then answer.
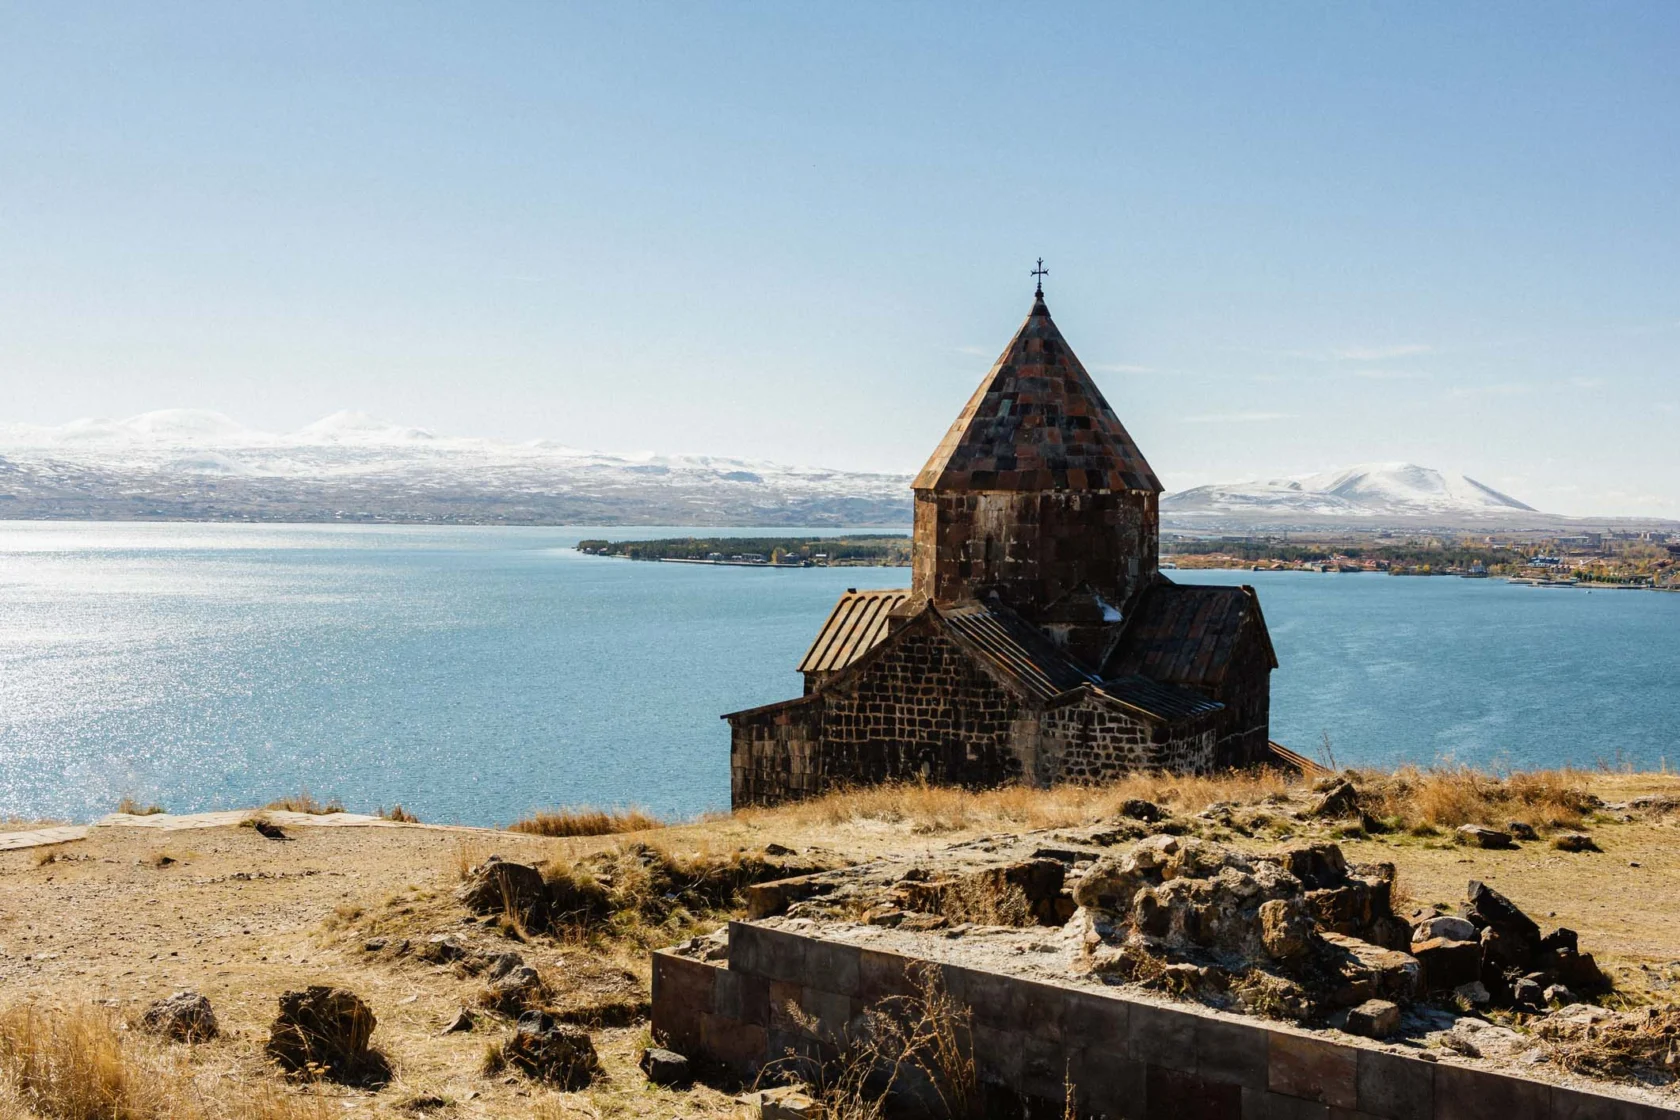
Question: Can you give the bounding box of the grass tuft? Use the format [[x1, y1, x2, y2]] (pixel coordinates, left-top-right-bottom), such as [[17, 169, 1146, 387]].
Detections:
[[508, 805, 664, 838], [263, 791, 344, 815], [114, 797, 166, 816], [1356, 766, 1597, 832]]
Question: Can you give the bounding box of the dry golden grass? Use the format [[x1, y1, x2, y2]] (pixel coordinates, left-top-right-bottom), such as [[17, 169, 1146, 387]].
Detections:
[[540, 839, 788, 947], [738, 771, 1297, 835], [112, 798, 165, 817], [374, 804, 418, 824], [0, 1003, 330, 1120], [508, 805, 664, 838], [260, 792, 343, 816], [448, 836, 495, 881], [1355, 766, 1599, 833]]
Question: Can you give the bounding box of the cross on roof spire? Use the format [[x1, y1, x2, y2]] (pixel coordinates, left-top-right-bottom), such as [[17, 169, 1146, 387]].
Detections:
[[1031, 257, 1048, 297]]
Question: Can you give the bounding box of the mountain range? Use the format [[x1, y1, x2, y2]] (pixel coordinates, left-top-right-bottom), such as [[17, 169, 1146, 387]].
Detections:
[[0, 409, 1643, 530], [0, 409, 909, 526]]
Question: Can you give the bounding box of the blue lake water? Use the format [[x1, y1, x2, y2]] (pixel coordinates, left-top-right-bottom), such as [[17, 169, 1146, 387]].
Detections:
[[1, 522, 1676, 826]]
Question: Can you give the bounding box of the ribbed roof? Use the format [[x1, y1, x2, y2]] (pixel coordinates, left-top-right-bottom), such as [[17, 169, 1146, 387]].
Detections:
[[938, 601, 1098, 701], [1095, 674, 1224, 721], [797, 588, 914, 674], [913, 294, 1160, 493], [1103, 579, 1277, 687]]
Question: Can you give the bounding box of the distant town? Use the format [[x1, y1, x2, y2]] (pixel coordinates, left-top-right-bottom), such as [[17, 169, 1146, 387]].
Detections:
[[1163, 528, 1680, 589]]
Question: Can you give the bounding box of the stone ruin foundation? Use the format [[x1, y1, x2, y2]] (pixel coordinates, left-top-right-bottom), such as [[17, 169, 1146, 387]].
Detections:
[[651, 821, 1678, 1118]]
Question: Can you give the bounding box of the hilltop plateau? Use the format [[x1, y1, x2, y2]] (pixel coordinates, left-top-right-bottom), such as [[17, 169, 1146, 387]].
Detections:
[[1, 767, 1677, 1118]]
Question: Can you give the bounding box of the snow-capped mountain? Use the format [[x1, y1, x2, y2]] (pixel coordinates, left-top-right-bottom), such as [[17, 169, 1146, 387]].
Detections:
[[1162, 462, 1543, 525], [0, 410, 914, 526]]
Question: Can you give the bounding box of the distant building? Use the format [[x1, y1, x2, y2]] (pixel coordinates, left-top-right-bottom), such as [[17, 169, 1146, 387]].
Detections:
[[725, 285, 1277, 807]]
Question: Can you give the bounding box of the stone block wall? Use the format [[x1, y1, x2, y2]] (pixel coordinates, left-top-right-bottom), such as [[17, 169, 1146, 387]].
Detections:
[[912, 490, 1159, 620], [1039, 697, 1217, 782], [730, 618, 1032, 807], [729, 697, 826, 806], [652, 922, 1677, 1120]]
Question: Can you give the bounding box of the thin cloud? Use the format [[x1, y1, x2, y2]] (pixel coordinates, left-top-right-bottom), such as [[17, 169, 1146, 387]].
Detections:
[[1182, 411, 1294, 424], [953, 344, 994, 357], [1088, 362, 1158, 374], [1568, 377, 1605, 389], [1449, 383, 1530, 399], [1270, 343, 1435, 363], [1331, 344, 1433, 362], [1354, 369, 1432, 381]]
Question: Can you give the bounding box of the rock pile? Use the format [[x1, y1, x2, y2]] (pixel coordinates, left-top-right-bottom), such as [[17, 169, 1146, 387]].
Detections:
[[1069, 835, 1412, 1018], [265, 986, 390, 1085], [500, 1010, 598, 1088], [139, 990, 218, 1043], [456, 855, 550, 929], [1066, 834, 1608, 1024], [1449, 879, 1604, 1008]]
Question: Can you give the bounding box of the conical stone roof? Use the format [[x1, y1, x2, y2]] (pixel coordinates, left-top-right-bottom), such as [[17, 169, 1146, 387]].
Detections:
[[913, 295, 1160, 493]]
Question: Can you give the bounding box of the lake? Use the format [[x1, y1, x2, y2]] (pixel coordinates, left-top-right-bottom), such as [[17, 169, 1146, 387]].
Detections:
[[2, 522, 1676, 826]]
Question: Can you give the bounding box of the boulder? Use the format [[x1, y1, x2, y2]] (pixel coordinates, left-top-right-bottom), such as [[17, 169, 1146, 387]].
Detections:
[[1412, 915, 1477, 944], [1539, 928, 1578, 955], [482, 951, 525, 980], [417, 934, 467, 964], [1456, 825, 1514, 849], [1462, 880, 1542, 970], [456, 857, 550, 928], [1507, 821, 1539, 841], [1547, 948, 1605, 992], [1454, 980, 1491, 1008], [1072, 836, 1182, 911], [266, 986, 389, 1085], [1308, 780, 1361, 820], [1267, 842, 1348, 889], [1258, 897, 1314, 960], [1321, 933, 1420, 1004], [484, 965, 545, 1014], [1345, 999, 1401, 1039], [140, 991, 218, 1043], [1305, 880, 1379, 935], [1119, 798, 1164, 823], [639, 1046, 691, 1086], [1411, 937, 1483, 992], [1511, 977, 1544, 1009], [502, 1011, 598, 1088], [745, 873, 835, 920], [1550, 832, 1599, 853]]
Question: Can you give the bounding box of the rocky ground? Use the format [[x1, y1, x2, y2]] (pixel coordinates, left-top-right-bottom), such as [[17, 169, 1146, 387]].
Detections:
[[0, 770, 1676, 1117]]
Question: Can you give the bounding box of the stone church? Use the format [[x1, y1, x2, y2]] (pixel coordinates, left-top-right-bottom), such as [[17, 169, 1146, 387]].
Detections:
[[726, 284, 1278, 807]]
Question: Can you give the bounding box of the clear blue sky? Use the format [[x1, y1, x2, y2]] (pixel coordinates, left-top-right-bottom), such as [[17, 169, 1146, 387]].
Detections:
[[1, 3, 1675, 515]]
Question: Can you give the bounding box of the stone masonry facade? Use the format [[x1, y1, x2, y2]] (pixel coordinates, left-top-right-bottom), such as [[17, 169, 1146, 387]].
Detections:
[[1039, 698, 1217, 783], [731, 611, 1218, 805]]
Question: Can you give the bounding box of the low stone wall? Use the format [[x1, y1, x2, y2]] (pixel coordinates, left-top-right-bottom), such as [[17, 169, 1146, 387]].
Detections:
[[651, 921, 1677, 1120]]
